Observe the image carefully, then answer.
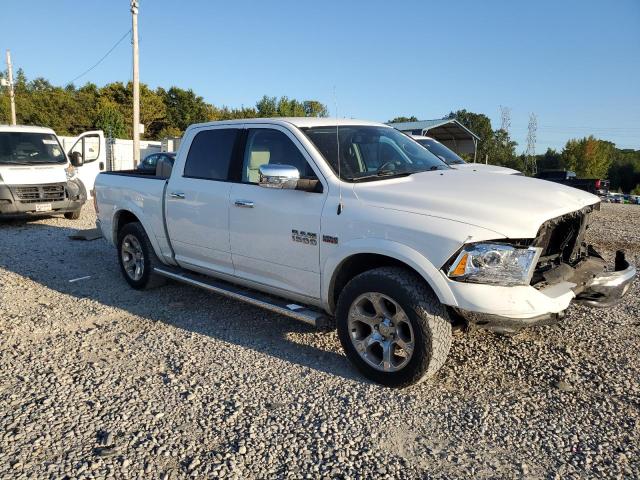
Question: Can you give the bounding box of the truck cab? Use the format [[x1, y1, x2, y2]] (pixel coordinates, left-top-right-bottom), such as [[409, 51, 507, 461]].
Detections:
[[0, 125, 87, 219]]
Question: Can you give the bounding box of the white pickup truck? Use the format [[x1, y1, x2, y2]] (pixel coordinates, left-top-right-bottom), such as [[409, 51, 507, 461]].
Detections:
[[410, 134, 521, 175], [94, 118, 635, 387]]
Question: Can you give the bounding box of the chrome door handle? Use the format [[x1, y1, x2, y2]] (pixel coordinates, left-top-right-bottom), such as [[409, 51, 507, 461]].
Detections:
[[234, 199, 254, 208], [169, 192, 185, 199]]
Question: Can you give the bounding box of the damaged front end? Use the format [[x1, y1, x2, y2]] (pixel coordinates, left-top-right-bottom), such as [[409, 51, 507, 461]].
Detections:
[[530, 203, 635, 307]]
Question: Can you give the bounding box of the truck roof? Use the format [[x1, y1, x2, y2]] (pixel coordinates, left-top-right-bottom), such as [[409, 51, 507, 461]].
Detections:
[[187, 117, 387, 131], [0, 124, 57, 135]]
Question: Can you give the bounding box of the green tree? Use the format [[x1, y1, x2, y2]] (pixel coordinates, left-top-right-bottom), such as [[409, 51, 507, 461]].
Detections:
[[303, 100, 328, 117], [94, 102, 127, 138], [561, 136, 614, 178], [159, 86, 209, 133], [256, 95, 277, 117], [446, 110, 519, 169], [388, 116, 418, 123], [608, 149, 640, 193], [536, 148, 564, 171]]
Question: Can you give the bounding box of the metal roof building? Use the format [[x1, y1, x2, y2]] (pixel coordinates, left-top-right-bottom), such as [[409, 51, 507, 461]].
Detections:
[[387, 118, 480, 161]]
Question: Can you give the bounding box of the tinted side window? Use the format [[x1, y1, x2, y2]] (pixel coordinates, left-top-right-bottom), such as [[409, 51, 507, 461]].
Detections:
[[242, 129, 315, 183], [184, 129, 239, 180]]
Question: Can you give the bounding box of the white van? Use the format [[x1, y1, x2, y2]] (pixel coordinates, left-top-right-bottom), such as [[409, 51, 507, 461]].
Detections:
[[0, 125, 100, 219]]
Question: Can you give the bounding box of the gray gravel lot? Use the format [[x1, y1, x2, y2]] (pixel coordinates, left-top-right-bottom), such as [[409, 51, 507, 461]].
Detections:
[[1, 203, 638, 479]]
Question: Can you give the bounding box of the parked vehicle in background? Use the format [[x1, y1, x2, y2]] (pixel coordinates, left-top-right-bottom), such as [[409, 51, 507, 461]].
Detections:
[[0, 125, 87, 219], [410, 135, 521, 175], [535, 170, 610, 196], [94, 118, 635, 387], [136, 152, 176, 174]]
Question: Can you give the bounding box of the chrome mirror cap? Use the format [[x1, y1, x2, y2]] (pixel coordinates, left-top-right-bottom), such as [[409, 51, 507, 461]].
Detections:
[[258, 164, 300, 189]]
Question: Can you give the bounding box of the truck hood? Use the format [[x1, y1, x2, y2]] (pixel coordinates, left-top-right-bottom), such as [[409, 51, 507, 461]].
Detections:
[[0, 164, 68, 185], [451, 163, 521, 175], [353, 170, 600, 238]]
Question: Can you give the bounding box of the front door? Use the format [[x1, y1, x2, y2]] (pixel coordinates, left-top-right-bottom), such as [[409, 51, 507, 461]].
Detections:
[[68, 130, 105, 196], [165, 126, 241, 276], [229, 126, 327, 299]]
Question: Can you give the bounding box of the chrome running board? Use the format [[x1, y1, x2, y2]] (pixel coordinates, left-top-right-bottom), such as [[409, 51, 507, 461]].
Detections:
[[153, 266, 330, 328]]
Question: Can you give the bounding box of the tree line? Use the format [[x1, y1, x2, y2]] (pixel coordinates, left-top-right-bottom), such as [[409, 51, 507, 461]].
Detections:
[[391, 111, 640, 193], [0, 69, 328, 140], [1, 70, 638, 193]]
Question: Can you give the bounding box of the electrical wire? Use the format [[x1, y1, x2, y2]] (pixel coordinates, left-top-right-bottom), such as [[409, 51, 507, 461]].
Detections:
[[68, 29, 132, 85]]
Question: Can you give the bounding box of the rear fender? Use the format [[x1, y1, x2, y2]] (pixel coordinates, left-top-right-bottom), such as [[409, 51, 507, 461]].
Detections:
[[112, 207, 164, 261]]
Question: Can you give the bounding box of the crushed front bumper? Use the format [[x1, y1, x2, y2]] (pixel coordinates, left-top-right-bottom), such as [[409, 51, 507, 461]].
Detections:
[[0, 179, 86, 218], [448, 249, 635, 333], [574, 251, 636, 307]]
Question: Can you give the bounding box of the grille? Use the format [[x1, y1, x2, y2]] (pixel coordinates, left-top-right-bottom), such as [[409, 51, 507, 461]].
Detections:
[[531, 206, 595, 285], [13, 184, 66, 203]]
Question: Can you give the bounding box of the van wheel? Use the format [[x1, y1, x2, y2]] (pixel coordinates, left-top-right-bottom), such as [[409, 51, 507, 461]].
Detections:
[[64, 210, 81, 220], [336, 267, 451, 388], [117, 222, 166, 290]]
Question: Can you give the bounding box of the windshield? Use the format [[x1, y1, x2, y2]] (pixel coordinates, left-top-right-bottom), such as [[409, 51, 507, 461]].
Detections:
[[0, 132, 66, 165], [415, 138, 466, 165], [303, 126, 449, 181]]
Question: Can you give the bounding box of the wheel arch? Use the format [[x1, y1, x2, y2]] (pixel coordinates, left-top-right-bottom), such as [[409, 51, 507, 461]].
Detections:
[[112, 208, 164, 261], [323, 240, 457, 315]]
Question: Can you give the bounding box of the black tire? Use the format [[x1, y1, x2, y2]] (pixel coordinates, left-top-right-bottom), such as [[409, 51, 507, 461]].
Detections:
[[117, 221, 166, 290], [64, 210, 81, 220], [336, 267, 452, 388]]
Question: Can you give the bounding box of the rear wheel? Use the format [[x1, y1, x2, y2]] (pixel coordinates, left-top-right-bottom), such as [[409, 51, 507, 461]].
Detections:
[[117, 222, 166, 289], [64, 210, 81, 220], [336, 267, 452, 388]]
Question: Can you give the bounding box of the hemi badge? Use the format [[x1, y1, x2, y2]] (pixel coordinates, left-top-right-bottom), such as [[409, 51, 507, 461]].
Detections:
[[322, 235, 338, 245]]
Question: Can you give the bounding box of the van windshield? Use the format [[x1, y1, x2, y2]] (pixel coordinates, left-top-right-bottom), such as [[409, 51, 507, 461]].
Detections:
[[302, 126, 449, 182], [0, 132, 67, 165]]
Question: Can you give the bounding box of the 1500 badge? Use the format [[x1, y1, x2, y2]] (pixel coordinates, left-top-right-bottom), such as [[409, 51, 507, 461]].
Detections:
[[291, 230, 317, 246]]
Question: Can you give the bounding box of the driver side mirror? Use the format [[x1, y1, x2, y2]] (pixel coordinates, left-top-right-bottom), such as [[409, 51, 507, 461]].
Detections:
[[69, 151, 84, 167], [258, 164, 299, 189]]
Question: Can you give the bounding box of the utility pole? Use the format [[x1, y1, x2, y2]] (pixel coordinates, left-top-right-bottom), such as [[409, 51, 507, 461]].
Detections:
[[5, 50, 16, 125], [526, 113, 538, 175], [131, 0, 140, 166]]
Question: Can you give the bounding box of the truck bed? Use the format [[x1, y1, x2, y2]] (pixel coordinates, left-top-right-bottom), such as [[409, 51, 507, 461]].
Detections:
[[94, 171, 170, 258]]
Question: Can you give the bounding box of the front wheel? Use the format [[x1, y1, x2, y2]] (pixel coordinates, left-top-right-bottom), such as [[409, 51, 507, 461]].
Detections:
[[117, 222, 166, 290], [336, 267, 452, 388]]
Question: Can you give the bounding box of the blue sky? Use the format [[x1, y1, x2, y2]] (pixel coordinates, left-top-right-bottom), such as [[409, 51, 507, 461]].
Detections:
[[1, 0, 639, 151]]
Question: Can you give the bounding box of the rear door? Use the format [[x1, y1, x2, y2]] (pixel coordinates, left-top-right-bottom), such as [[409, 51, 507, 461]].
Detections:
[[165, 125, 241, 276], [228, 125, 327, 299], [68, 130, 106, 195]]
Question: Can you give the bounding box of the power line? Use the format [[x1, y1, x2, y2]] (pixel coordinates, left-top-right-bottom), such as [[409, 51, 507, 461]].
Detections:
[[68, 29, 132, 85]]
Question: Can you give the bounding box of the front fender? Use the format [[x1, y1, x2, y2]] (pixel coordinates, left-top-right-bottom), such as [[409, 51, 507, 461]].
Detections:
[[321, 238, 457, 312]]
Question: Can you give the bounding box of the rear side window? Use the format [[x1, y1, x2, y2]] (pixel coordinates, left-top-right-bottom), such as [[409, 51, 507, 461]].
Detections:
[[184, 128, 239, 180]]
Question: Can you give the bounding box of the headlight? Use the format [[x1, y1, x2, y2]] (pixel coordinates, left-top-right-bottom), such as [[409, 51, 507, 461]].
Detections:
[[447, 243, 542, 286], [65, 165, 77, 180]]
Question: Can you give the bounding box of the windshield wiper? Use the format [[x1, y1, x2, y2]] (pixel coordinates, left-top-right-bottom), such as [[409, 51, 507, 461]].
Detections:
[[351, 170, 413, 182], [0, 161, 34, 165]]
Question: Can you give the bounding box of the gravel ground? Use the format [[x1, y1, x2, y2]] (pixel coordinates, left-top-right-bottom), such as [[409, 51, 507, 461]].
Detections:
[[0, 203, 638, 479]]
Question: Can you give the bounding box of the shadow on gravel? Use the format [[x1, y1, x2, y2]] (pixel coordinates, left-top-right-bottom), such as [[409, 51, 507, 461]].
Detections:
[[0, 220, 363, 383]]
